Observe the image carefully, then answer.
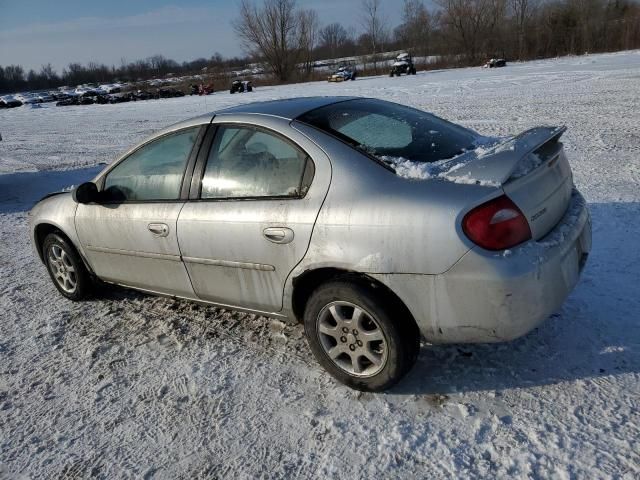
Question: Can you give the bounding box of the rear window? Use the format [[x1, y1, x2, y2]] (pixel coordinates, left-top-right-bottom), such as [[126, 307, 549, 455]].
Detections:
[[296, 98, 476, 164]]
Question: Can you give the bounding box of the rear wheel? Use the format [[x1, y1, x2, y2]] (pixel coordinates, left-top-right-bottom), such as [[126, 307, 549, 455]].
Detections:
[[43, 233, 91, 300], [303, 280, 419, 391]]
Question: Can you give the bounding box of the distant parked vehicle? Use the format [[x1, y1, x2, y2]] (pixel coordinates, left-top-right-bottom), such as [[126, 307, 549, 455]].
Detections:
[[108, 93, 133, 104], [49, 91, 66, 101], [191, 84, 214, 95], [328, 64, 357, 82], [0, 96, 22, 108], [99, 84, 122, 94], [35, 92, 54, 103], [230, 80, 253, 94], [132, 90, 156, 101], [15, 93, 40, 104], [158, 88, 185, 99], [484, 58, 507, 68], [56, 98, 76, 107], [390, 53, 417, 77], [57, 89, 78, 99], [56, 96, 95, 106], [93, 94, 111, 105], [75, 85, 105, 96]]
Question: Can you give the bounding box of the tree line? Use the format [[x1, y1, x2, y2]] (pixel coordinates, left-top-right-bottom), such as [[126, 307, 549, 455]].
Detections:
[[1, 0, 639, 93], [237, 0, 640, 80]]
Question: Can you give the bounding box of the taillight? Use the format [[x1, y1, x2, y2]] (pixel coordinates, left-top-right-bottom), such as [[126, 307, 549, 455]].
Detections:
[[462, 195, 532, 250]]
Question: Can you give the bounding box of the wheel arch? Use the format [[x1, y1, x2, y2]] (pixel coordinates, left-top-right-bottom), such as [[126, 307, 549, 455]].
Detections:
[[34, 223, 94, 274], [291, 267, 420, 337], [34, 222, 65, 262]]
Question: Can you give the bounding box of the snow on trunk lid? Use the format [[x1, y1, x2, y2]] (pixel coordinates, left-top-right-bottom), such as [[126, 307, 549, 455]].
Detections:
[[384, 125, 574, 240]]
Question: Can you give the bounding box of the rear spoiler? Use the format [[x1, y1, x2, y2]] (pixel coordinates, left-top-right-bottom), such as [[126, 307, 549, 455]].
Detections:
[[446, 126, 567, 186]]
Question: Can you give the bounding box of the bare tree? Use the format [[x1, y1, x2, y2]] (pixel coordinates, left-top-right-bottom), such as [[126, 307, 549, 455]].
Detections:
[[3, 65, 24, 84], [298, 9, 319, 75], [360, 0, 388, 73], [234, 0, 300, 81], [509, 0, 536, 58], [436, 0, 504, 61], [39, 64, 58, 82], [396, 0, 431, 56], [319, 23, 350, 59]]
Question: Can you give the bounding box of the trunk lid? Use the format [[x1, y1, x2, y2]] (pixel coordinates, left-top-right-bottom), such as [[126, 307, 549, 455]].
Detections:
[[448, 126, 573, 239]]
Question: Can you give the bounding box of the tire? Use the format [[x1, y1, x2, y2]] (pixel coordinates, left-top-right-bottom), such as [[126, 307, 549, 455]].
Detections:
[[303, 279, 420, 391], [42, 233, 92, 301]]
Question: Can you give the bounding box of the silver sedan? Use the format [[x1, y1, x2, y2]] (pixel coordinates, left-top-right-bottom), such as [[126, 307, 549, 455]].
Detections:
[[30, 97, 591, 391]]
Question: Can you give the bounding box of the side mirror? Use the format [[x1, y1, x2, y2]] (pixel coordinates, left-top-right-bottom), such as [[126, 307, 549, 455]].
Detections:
[[72, 182, 99, 204]]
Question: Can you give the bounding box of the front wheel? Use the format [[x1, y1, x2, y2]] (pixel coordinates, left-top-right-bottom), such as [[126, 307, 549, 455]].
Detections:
[[43, 233, 92, 300], [303, 280, 420, 391]]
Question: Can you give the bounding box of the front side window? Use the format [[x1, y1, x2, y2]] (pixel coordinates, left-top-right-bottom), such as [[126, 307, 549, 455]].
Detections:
[[103, 127, 200, 201], [297, 98, 476, 164], [201, 126, 313, 199]]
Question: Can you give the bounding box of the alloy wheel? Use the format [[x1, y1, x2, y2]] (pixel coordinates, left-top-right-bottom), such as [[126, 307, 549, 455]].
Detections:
[[47, 244, 77, 293], [316, 301, 387, 377]]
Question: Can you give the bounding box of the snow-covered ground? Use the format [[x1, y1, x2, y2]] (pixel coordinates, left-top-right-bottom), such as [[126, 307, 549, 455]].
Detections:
[[1, 51, 639, 478]]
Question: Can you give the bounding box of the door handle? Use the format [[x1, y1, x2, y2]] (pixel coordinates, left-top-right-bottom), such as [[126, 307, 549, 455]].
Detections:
[[263, 227, 294, 244], [148, 223, 169, 237]]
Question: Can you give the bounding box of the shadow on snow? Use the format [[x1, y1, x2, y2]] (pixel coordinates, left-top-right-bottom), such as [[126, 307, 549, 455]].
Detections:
[[393, 201, 640, 395], [5, 167, 638, 395], [0, 165, 104, 214]]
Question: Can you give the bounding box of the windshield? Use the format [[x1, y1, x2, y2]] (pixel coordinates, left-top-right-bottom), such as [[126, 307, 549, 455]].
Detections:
[[296, 98, 476, 164]]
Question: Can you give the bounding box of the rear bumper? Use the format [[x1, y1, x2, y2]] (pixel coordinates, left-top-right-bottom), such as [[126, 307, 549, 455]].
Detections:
[[374, 189, 591, 343]]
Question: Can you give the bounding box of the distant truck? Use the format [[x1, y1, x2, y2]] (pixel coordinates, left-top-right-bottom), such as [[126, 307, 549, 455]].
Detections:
[[389, 53, 417, 77]]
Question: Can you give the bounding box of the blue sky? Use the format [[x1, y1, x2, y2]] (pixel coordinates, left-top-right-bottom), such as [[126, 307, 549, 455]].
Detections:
[[0, 0, 405, 73]]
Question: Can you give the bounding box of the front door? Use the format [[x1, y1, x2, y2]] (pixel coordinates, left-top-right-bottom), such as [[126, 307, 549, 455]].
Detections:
[[177, 123, 331, 312], [76, 126, 202, 297]]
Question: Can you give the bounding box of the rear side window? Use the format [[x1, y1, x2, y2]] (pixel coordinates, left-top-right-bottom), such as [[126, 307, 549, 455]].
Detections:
[[340, 113, 412, 149], [297, 98, 476, 164], [103, 127, 199, 201], [200, 125, 314, 199]]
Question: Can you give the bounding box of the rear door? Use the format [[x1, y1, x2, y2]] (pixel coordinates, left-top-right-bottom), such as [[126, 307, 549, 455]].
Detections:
[[177, 120, 331, 312], [76, 125, 204, 297]]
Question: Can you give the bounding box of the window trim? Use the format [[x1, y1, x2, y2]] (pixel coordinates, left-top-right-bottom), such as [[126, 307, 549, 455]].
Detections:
[[95, 125, 208, 204], [190, 123, 316, 203]]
